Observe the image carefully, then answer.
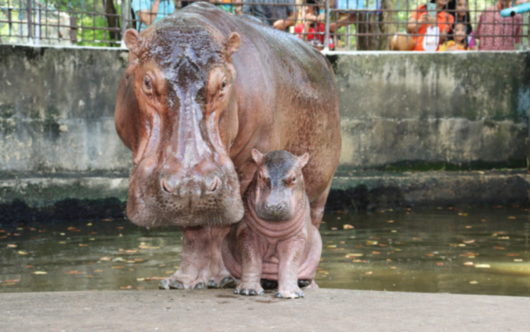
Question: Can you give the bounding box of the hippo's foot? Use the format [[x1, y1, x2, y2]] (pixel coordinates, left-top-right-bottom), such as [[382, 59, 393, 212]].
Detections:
[[260, 279, 313, 290], [234, 281, 264, 296], [159, 269, 235, 290], [275, 285, 305, 299]]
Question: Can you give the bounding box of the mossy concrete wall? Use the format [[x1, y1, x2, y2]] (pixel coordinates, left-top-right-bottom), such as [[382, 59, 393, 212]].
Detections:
[[1, 46, 529, 175], [330, 52, 530, 170], [0, 46, 529, 211], [0, 46, 131, 175]]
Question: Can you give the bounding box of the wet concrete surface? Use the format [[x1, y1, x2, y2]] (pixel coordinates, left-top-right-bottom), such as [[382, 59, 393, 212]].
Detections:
[[1, 288, 529, 331]]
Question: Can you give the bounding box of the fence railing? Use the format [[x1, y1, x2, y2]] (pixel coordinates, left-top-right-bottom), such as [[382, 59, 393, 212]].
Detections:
[[0, 0, 528, 51]]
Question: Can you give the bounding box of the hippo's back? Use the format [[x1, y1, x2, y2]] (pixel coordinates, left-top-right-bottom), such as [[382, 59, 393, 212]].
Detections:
[[182, 3, 341, 203]]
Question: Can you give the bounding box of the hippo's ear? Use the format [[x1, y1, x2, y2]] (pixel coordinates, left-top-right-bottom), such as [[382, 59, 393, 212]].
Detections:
[[225, 32, 241, 56], [251, 149, 264, 165], [124, 29, 141, 52], [297, 153, 310, 169]]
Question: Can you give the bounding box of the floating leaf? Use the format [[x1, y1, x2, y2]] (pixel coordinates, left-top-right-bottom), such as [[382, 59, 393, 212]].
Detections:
[[32, 271, 47, 275], [126, 250, 139, 254], [366, 241, 378, 246], [66, 270, 85, 275], [137, 278, 145, 282], [100, 257, 111, 261], [4, 279, 20, 283], [458, 213, 468, 217], [425, 253, 435, 257], [436, 262, 445, 266], [327, 245, 337, 249], [343, 224, 354, 230], [469, 281, 478, 284], [7, 244, 17, 248], [372, 251, 381, 255], [345, 253, 363, 258], [493, 247, 505, 250], [508, 216, 516, 219], [93, 269, 103, 273], [138, 245, 160, 249], [464, 262, 474, 266], [58, 241, 67, 245], [79, 244, 89, 247], [475, 264, 491, 268], [365, 271, 372, 275], [331, 227, 337, 231], [18, 251, 28, 255], [120, 285, 132, 290], [386, 220, 394, 224]]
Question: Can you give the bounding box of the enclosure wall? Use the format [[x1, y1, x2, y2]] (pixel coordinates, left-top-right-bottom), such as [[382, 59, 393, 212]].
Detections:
[[0, 46, 529, 174]]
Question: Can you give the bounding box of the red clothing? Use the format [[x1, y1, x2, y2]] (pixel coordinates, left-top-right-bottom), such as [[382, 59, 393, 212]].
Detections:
[[410, 5, 454, 51], [476, 4, 522, 51], [294, 22, 334, 49]]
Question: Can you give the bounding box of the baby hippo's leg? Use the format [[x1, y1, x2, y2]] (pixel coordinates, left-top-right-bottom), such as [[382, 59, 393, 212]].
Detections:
[[276, 239, 305, 299], [234, 229, 264, 296]]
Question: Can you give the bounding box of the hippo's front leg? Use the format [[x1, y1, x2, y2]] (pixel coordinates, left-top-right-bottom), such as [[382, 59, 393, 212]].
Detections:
[[276, 238, 305, 299], [160, 225, 235, 290], [234, 228, 264, 296]]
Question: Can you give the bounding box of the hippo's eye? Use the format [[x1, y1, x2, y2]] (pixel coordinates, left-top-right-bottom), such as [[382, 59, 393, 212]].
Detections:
[[258, 172, 262, 179], [221, 79, 227, 90], [143, 76, 153, 94], [292, 176, 296, 183]]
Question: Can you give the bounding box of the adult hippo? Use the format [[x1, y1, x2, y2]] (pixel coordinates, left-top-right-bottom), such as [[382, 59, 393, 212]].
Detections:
[[114, 2, 341, 289]]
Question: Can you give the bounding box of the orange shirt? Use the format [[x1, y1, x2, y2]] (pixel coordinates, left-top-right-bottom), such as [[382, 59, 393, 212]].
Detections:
[[410, 5, 454, 51]]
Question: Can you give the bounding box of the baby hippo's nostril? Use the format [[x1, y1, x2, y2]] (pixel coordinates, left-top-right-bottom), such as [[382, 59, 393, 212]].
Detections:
[[205, 175, 220, 193]]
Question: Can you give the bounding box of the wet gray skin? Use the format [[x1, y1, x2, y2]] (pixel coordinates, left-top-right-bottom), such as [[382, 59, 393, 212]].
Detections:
[[253, 150, 307, 222], [0, 206, 529, 296]]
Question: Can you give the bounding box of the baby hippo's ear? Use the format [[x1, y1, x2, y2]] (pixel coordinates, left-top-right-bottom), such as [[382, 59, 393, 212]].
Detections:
[[251, 149, 264, 165], [297, 153, 310, 169]]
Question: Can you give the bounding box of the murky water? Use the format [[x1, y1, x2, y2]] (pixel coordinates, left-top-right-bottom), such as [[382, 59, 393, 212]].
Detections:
[[1, 206, 529, 296]]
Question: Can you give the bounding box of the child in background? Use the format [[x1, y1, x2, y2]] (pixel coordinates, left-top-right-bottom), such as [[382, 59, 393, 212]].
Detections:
[[439, 22, 469, 51], [294, 0, 334, 50], [447, 0, 476, 49]]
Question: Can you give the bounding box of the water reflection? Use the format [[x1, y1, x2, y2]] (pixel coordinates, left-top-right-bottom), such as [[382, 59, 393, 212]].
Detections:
[[0, 207, 529, 296]]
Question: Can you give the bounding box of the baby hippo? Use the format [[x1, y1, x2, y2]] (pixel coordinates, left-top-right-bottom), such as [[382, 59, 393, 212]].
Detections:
[[222, 149, 322, 299]]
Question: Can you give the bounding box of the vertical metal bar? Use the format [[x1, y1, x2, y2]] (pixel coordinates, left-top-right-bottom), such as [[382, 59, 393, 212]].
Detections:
[[27, 0, 33, 43], [8, 7, 13, 35], [121, 0, 128, 46], [35, 4, 40, 44], [324, 0, 330, 51]]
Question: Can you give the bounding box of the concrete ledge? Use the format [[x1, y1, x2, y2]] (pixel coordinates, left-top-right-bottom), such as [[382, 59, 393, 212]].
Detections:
[[0, 171, 527, 220], [1, 289, 529, 331]]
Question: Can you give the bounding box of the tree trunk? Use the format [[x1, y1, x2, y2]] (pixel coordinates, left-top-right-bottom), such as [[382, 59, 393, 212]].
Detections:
[[104, 0, 121, 42], [355, 0, 397, 50]]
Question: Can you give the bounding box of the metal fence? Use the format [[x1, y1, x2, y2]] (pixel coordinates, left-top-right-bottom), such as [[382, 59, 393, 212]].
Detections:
[[0, 0, 528, 51]]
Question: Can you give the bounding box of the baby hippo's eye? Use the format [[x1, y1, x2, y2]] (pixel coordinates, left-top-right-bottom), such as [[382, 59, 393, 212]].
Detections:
[[292, 176, 296, 183], [258, 172, 262, 179], [221, 78, 227, 90]]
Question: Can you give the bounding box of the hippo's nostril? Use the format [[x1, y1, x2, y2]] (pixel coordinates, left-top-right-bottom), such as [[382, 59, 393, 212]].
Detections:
[[276, 204, 284, 212], [205, 175, 220, 194], [161, 178, 172, 194]]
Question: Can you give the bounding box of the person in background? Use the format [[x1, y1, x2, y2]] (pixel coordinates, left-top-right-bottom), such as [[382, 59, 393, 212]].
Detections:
[[294, 0, 356, 50], [131, 0, 175, 30], [407, 0, 454, 51], [447, 0, 476, 49], [475, 0, 522, 51], [439, 22, 469, 51], [242, 0, 299, 31]]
